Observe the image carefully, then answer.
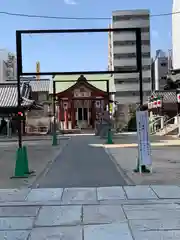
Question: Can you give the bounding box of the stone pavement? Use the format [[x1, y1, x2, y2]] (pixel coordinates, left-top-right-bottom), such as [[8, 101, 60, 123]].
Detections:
[[1, 186, 180, 239], [0, 138, 69, 189], [106, 145, 180, 185]]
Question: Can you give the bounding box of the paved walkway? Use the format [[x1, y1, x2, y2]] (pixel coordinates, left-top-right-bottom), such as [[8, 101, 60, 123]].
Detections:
[[37, 135, 127, 188], [1, 186, 180, 239]]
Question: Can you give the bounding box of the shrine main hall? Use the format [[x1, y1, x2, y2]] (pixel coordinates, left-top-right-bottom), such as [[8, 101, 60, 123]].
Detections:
[[49, 74, 115, 130]]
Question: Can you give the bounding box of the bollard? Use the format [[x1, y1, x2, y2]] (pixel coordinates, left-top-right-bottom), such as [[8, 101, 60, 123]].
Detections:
[[106, 128, 114, 144]]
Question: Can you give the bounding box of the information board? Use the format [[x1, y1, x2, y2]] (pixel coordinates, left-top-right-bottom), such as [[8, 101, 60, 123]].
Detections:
[[136, 110, 152, 166]]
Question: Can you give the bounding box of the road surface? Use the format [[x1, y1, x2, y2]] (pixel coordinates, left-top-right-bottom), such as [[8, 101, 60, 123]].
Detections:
[[37, 135, 127, 188]]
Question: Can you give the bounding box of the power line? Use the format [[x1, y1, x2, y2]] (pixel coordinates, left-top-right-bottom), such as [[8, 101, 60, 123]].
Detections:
[[0, 10, 179, 21]]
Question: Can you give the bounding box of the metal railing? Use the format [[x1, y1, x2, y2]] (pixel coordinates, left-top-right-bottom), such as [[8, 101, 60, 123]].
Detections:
[[150, 116, 164, 134], [151, 114, 180, 135]]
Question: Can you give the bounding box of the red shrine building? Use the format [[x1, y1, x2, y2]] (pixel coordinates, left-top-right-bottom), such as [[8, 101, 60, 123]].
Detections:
[[50, 74, 115, 130]]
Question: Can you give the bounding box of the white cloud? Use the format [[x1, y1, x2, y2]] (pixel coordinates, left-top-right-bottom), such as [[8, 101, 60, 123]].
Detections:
[[64, 0, 77, 4]]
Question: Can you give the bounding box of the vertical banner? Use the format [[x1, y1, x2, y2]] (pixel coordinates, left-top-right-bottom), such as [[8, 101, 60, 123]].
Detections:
[[136, 110, 152, 167]]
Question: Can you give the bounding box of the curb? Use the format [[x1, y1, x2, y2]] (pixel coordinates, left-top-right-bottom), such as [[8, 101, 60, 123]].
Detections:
[[0, 136, 70, 143], [104, 147, 135, 186]]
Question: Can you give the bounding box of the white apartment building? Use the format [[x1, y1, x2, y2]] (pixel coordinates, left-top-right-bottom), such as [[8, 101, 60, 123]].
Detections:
[[111, 9, 151, 104], [152, 50, 172, 91], [0, 49, 17, 82]]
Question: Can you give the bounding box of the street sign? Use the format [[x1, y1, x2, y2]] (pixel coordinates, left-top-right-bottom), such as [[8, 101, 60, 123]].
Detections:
[[136, 110, 152, 167]]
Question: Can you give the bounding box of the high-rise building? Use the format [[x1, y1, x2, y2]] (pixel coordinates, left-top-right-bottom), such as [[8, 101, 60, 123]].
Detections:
[[172, 0, 180, 70], [111, 9, 151, 104], [0, 49, 17, 82], [151, 50, 171, 91]]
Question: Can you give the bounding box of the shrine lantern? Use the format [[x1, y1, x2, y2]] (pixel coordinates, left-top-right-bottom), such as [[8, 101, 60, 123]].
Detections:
[[177, 93, 180, 103], [153, 98, 157, 108], [157, 97, 162, 108]]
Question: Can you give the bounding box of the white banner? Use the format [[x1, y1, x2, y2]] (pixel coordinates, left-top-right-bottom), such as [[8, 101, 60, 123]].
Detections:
[[136, 110, 152, 166]]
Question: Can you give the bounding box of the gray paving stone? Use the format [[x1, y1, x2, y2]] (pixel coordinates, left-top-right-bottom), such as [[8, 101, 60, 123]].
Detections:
[[129, 218, 180, 231], [124, 186, 158, 199], [0, 206, 40, 217], [83, 205, 127, 224], [97, 186, 126, 200], [0, 217, 34, 230], [84, 222, 133, 240], [123, 204, 180, 220], [0, 189, 30, 202], [151, 185, 180, 199], [123, 203, 180, 211], [133, 230, 180, 240], [29, 226, 82, 240], [61, 188, 97, 204], [0, 230, 29, 240], [26, 188, 63, 202], [35, 206, 82, 227]]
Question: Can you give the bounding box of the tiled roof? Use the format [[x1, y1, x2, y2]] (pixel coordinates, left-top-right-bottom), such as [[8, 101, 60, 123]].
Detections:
[[0, 83, 34, 107], [29, 80, 50, 92], [151, 90, 177, 103], [50, 74, 115, 93], [6, 79, 50, 93]]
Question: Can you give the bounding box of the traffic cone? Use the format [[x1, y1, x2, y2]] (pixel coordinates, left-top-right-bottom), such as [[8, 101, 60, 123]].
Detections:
[[22, 146, 35, 175], [11, 148, 28, 178]]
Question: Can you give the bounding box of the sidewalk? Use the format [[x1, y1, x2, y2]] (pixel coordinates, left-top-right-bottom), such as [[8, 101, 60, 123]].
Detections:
[[0, 186, 180, 239], [105, 143, 180, 185], [0, 139, 69, 188]]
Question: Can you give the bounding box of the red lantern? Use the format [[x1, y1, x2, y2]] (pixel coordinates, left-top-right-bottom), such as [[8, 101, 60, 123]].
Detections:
[[177, 94, 180, 103], [157, 98, 162, 107]]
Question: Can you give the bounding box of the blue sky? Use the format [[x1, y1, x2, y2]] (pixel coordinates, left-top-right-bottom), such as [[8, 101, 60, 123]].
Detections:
[[0, 0, 173, 73]]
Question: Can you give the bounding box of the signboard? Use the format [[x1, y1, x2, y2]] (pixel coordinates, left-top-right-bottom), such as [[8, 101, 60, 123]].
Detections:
[[136, 110, 152, 167], [74, 88, 91, 98]]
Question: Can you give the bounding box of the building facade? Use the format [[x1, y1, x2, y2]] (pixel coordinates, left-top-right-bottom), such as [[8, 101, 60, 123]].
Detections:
[[50, 74, 115, 130], [0, 49, 17, 82], [111, 9, 151, 104], [152, 50, 170, 91], [172, 0, 180, 70]]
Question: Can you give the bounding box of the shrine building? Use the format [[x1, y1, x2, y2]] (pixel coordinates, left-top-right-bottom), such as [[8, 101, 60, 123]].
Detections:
[[50, 74, 115, 130]]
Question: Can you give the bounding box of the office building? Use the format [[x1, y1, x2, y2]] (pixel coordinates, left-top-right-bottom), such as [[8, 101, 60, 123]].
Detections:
[[111, 9, 151, 104]]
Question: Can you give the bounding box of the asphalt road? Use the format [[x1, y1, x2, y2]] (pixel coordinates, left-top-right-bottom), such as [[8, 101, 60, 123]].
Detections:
[[37, 135, 127, 188]]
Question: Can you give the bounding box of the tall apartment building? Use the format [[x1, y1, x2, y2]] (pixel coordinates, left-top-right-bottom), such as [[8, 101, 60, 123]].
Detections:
[[151, 50, 171, 91], [0, 49, 17, 82], [111, 9, 151, 104], [172, 0, 180, 70]]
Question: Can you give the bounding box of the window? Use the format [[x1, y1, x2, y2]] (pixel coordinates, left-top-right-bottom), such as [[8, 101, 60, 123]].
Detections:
[[161, 62, 167, 67], [115, 77, 151, 83], [113, 15, 149, 21], [114, 65, 150, 71], [114, 52, 150, 59], [114, 53, 136, 58], [115, 90, 151, 97], [113, 40, 150, 46], [113, 27, 149, 35]]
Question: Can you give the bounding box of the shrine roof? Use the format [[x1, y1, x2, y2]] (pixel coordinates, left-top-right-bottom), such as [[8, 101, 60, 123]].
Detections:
[[49, 74, 115, 94]]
